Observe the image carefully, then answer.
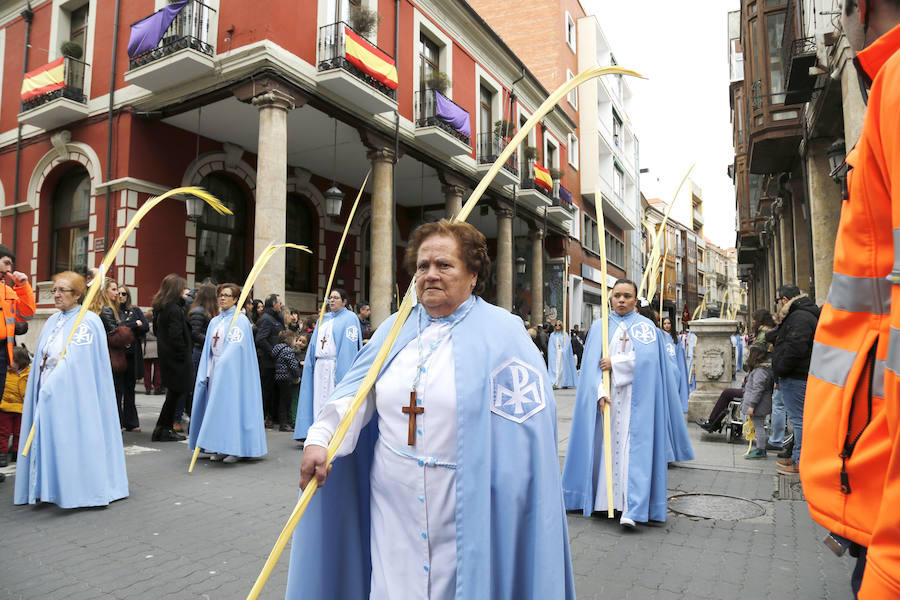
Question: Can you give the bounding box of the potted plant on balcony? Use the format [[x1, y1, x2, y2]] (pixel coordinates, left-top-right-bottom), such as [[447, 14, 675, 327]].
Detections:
[[425, 71, 451, 96], [349, 6, 381, 42], [549, 167, 565, 181], [60, 40, 83, 60], [493, 119, 515, 140], [523, 146, 539, 162]]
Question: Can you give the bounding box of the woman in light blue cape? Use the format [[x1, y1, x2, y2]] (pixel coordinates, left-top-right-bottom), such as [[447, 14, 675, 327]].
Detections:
[[562, 281, 673, 524], [189, 283, 266, 460], [285, 221, 574, 599], [660, 318, 694, 463], [294, 290, 362, 440], [15, 271, 128, 508], [548, 322, 578, 388]]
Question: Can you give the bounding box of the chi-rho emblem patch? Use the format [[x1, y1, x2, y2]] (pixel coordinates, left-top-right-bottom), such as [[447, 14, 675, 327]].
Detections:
[[70, 324, 94, 346], [490, 358, 545, 423], [226, 328, 244, 344], [346, 326, 359, 343], [630, 323, 656, 345]]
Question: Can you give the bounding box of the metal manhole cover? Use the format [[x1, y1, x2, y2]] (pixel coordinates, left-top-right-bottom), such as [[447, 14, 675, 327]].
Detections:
[[668, 493, 766, 520]]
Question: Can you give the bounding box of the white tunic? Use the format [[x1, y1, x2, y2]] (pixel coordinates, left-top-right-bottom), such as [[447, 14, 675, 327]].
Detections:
[[206, 317, 228, 380], [554, 336, 565, 387], [313, 316, 338, 418], [593, 322, 635, 513], [306, 320, 458, 599]]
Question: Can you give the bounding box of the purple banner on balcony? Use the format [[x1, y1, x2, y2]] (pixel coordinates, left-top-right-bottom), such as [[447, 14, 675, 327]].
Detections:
[[127, 0, 188, 58], [559, 185, 573, 206], [434, 91, 471, 138]]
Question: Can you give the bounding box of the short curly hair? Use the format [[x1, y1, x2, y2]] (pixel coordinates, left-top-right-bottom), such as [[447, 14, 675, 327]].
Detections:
[[404, 220, 491, 295]]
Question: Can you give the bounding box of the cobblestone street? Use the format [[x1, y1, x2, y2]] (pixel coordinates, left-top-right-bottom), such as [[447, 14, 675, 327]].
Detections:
[[1, 389, 853, 599]]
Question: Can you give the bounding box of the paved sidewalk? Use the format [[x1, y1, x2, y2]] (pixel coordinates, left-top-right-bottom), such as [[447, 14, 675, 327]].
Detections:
[[0, 389, 854, 599]]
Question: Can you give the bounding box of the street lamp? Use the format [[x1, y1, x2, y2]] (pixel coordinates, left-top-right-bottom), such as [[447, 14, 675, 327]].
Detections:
[[516, 256, 527, 275], [326, 118, 344, 218], [185, 194, 204, 221], [826, 139, 846, 186]]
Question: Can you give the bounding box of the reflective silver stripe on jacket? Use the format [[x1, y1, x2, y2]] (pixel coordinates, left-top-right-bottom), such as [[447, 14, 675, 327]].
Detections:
[[889, 229, 900, 283], [14, 307, 32, 321], [809, 341, 856, 388], [809, 341, 886, 398], [827, 272, 891, 315], [887, 327, 900, 376]]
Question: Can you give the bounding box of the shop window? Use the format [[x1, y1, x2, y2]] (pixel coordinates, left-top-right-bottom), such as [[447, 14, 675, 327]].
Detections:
[[286, 194, 316, 293], [51, 166, 90, 276], [195, 173, 248, 285]]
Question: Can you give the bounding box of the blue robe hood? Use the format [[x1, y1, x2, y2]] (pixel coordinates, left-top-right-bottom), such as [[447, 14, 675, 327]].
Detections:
[[190, 307, 267, 457], [15, 309, 129, 508], [285, 297, 575, 599], [294, 307, 362, 439]]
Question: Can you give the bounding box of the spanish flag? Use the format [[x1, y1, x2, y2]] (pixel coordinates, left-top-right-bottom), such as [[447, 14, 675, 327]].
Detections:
[[21, 57, 66, 102], [343, 26, 399, 91], [533, 163, 553, 193]]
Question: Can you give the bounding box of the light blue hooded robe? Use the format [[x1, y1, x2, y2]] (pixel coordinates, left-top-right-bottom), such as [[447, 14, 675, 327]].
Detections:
[[284, 297, 575, 599], [189, 307, 266, 458], [294, 307, 361, 440], [562, 310, 672, 522], [548, 330, 578, 388], [14, 308, 129, 508]]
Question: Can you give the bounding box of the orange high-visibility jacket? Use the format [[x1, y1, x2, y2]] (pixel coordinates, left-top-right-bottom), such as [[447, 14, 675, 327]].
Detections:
[[0, 280, 35, 364], [803, 23, 900, 598]]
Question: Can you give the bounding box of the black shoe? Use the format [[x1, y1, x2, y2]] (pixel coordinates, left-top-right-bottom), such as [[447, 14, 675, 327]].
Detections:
[[0, 473, 5, 483], [0, 453, 7, 467], [693, 419, 709, 429], [765, 443, 783, 452], [778, 441, 794, 459], [279, 424, 293, 432], [152, 428, 186, 442]]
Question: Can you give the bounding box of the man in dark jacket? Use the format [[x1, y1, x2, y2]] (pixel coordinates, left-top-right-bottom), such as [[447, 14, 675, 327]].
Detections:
[[255, 294, 286, 425], [770, 284, 819, 474]]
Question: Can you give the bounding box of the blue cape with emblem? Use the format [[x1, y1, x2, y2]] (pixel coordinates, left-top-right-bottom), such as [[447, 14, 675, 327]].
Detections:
[[561, 311, 671, 522], [294, 307, 362, 439], [14, 309, 129, 508], [661, 336, 694, 463], [285, 297, 574, 599], [547, 331, 578, 388], [189, 307, 266, 457]]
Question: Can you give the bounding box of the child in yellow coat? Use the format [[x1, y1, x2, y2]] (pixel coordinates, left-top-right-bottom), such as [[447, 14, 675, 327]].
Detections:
[[0, 346, 31, 467]]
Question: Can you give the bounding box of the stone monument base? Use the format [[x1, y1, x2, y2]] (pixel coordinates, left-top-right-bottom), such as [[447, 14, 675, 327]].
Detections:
[[687, 390, 720, 422]]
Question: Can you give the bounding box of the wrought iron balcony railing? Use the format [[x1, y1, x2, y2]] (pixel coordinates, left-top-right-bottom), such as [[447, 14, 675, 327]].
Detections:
[[751, 79, 763, 110], [128, 0, 215, 70], [317, 21, 398, 100], [520, 163, 553, 200], [414, 89, 470, 145], [476, 132, 518, 177], [21, 56, 88, 111]]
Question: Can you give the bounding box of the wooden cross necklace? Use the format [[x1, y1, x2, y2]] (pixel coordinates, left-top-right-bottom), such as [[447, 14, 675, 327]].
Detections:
[[404, 296, 476, 446]]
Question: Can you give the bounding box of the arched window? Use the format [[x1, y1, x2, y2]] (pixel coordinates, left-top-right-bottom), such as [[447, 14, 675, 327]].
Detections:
[[51, 166, 90, 275], [286, 194, 316, 293], [196, 173, 248, 284]]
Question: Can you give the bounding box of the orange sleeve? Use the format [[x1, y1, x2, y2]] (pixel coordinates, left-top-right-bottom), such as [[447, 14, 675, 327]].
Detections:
[[12, 281, 35, 322], [859, 53, 900, 600]]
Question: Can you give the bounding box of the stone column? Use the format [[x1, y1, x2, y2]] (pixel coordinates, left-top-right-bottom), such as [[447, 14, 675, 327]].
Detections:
[[773, 223, 783, 291], [688, 317, 739, 421], [777, 200, 795, 285], [792, 194, 812, 295], [495, 206, 513, 311], [807, 138, 843, 304], [767, 236, 777, 304], [529, 227, 544, 325], [367, 147, 396, 327], [443, 184, 465, 220], [251, 89, 295, 300]]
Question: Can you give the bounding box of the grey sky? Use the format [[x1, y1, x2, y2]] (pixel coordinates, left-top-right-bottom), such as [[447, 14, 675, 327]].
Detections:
[[582, 0, 740, 248]]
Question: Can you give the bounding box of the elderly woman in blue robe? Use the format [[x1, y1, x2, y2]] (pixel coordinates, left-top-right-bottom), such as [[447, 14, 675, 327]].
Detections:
[[189, 283, 266, 464], [14, 271, 128, 508], [562, 279, 685, 529], [293, 288, 362, 441], [285, 220, 574, 599]]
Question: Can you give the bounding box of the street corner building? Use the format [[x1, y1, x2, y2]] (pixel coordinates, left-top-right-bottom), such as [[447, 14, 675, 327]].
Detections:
[[0, 0, 605, 347]]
